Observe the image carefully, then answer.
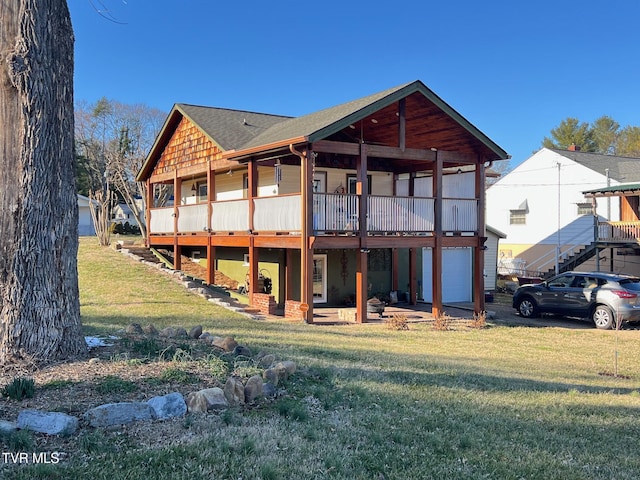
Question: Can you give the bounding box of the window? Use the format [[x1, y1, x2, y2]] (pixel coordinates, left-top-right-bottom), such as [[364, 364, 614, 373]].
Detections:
[[197, 182, 208, 202], [577, 203, 592, 215], [347, 174, 372, 194], [509, 209, 527, 225]]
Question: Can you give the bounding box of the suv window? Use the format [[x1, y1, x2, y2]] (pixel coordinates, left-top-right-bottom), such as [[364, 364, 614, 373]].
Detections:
[[549, 275, 574, 288], [619, 278, 640, 292]]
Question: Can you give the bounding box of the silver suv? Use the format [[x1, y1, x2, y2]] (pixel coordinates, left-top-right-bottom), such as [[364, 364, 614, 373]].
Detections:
[[512, 271, 640, 329]]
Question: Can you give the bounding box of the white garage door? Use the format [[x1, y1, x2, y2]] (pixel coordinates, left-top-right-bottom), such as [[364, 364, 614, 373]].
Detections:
[[422, 247, 472, 303]]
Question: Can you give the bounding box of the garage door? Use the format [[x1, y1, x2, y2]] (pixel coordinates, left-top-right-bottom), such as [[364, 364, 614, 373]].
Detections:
[[422, 247, 472, 303]]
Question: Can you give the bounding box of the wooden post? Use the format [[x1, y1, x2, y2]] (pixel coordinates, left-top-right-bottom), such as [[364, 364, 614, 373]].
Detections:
[[474, 160, 486, 314], [248, 159, 258, 306], [355, 144, 368, 323], [286, 248, 294, 301], [206, 163, 215, 285], [173, 172, 181, 271], [409, 248, 417, 305], [431, 150, 443, 318], [298, 145, 315, 323], [145, 179, 152, 247]]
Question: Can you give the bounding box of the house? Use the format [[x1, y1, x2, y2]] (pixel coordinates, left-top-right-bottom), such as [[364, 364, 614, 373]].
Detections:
[[486, 147, 640, 277], [136, 80, 509, 322], [582, 182, 640, 276], [112, 200, 145, 227], [77, 194, 96, 236]]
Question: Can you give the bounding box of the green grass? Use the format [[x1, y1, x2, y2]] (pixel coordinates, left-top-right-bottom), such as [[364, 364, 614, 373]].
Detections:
[[4, 237, 640, 479]]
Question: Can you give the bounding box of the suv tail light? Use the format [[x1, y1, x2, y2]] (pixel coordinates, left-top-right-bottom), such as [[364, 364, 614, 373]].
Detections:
[[611, 290, 638, 299]]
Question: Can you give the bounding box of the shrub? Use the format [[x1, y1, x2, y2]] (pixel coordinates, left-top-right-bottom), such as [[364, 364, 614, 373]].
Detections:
[[433, 311, 452, 331], [2, 377, 35, 401], [470, 310, 487, 329], [385, 313, 409, 330]]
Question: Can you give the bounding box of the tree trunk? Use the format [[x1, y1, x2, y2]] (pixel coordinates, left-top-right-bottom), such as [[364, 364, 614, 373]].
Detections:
[[0, 0, 85, 364]]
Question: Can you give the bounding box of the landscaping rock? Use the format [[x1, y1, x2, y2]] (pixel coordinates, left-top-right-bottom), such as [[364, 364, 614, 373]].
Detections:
[[125, 323, 144, 334], [0, 419, 17, 433], [223, 377, 245, 407], [263, 367, 280, 386], [159, 326, 177, 338], [186, 388, 228, 413], [258, 353, 276, 368], [17, 410, 79, 435], [232, 345, 252, 358], [199, 332, 214, 342], [212, 336, 238, 352], [262, 382, 278, 398], [85, 402, 156, 427], [188, 325, 203, 339], [244, 375, 263, 403], [275, 361, 296, 379], [147, 392, 187, 419], [142, 324, 158, 335]]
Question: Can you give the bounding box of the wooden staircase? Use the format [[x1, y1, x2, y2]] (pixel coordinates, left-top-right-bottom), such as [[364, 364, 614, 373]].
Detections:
[[541, 243, 599, 279]]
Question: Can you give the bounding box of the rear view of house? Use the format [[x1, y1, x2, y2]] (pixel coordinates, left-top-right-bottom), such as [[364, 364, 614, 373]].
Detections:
[[137, 80, 508, 322]]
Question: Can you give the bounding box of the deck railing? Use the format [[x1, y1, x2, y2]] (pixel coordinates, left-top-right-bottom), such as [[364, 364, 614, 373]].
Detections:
[[148, 194, 479, 235], [149, 207, 174, 234], [254, 194, 301, 232], [177, 204, 209, 233], [442, 198, 478, 232], [598, 221, 640, 242]]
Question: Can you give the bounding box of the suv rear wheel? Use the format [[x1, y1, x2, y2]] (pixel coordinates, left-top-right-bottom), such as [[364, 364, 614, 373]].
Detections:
[[592, 305, 614, 330], [516, 296, 538, 318]]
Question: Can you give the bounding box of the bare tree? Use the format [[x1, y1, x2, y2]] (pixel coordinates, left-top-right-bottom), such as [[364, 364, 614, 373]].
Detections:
[[0, 0, 86, 364], [75, 99, 166, 238]]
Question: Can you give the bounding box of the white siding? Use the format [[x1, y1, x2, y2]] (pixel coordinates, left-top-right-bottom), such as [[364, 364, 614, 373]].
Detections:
[[486, 148, 619, 247]]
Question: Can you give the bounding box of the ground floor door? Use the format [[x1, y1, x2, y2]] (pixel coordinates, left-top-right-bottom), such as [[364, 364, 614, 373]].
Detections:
[[312, 254, 327, 303], [422, 247, 472, 303]]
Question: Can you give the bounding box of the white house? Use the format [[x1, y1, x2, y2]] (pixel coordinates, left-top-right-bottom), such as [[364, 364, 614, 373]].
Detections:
[[486, 147, 640, 276], [111, 199, 145, 227], [77, 194, 96, 236]]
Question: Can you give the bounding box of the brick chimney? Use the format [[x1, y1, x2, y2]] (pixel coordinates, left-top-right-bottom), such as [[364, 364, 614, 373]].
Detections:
[[568, 143, 581, 151]]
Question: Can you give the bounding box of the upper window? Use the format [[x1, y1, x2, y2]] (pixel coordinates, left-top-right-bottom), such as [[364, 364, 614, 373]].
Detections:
[[577, 203, 592, 215], [347, 174, 372, 194], [509, 209, 527, 225]]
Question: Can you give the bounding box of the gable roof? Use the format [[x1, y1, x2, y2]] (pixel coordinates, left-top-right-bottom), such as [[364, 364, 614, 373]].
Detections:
[[550, 148, 640, 182], [138, 80, 509, 181], [230, 80, 508, 160]]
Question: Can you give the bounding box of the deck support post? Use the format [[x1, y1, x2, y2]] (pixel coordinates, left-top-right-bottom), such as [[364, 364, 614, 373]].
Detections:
[[474, 160, 486, 314], [173, 172, 182, 271], [355, 143, 369, 323], [431, 150, 443, 318]]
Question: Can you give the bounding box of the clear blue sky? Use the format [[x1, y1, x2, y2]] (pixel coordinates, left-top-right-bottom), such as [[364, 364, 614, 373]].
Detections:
[[68, 0, 640, 168]]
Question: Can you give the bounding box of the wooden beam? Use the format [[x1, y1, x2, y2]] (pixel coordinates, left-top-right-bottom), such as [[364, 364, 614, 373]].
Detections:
[[398, 98, 406, 152], [474, 161, 486, 314], [206, 244, 215, 286], [310, 140, 360, 156], [173, 172, 181, 271], [356, 250, 368, 323], [409, 248, 417, 305], [248, 236, 258, 306], [431, 151, 443, 318]]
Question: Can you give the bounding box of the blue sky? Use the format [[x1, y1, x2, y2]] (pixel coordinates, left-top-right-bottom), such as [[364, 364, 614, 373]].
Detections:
[[69, 0, 640, 168]]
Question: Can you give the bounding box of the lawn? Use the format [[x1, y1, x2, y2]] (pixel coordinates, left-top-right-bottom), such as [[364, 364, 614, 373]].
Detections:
[[3, 237, 640, 479]]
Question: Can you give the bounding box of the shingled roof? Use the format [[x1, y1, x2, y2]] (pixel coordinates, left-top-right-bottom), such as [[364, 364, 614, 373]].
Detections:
[[551, 148, 640, 182], [139, 80, 509, 181]]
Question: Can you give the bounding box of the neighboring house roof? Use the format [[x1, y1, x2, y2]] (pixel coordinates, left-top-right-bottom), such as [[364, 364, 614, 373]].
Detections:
[[583, 182, 640, 197], [77, 194, 98, 207], [486, 225, 507, 238], [138, 80, 509, 181], [550, 148, 640, 182]]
